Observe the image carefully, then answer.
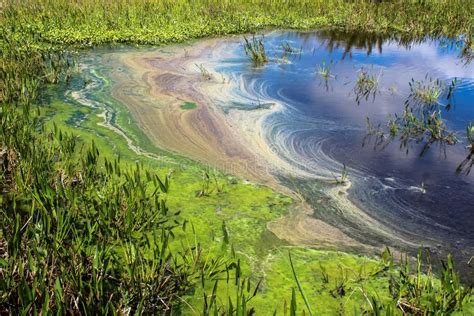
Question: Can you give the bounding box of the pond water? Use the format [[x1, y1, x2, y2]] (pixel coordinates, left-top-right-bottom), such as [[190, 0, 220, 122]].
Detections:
[[211, 31, 473, 268], [64, 30, 473, 278]]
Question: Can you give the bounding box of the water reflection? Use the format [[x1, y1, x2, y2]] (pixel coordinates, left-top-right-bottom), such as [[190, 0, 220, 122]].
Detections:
[[298, 29, 473, 64]]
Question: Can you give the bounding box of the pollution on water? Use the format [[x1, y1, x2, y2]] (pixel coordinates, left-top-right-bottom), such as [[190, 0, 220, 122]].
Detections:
[[62, 30, 473, 277]]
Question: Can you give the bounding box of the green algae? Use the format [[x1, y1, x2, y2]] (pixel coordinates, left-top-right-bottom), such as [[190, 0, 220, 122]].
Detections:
[[180, 102, 198, 110]]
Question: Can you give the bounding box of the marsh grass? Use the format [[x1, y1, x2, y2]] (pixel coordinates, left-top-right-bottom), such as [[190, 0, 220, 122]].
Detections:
[[332, 163, 349, 185], [354, 67, 381, 105], [365, 74, 463, 161], [282, 42, 300, 54], [383, 249, 472, 315], [195, 169, 225, 197], [316, 60, 336, 90], [317, 60, 335, 81], [364, 117, 393, 150], [243, 35, 268, 67], [407, 76, 458, 111], [398, 107, 457, 156]]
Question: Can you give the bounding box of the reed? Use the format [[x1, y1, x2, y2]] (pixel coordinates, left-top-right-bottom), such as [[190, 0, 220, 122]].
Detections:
[[332, 163, 349, 185], [196, 63, 213, 81]]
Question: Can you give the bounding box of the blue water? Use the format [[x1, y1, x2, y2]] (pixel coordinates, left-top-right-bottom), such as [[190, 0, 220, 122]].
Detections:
[[215, 31, 474, 273]]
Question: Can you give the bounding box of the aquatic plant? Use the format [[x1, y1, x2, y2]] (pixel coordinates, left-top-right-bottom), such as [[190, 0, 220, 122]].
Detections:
[[395, 106, 457, 156], [407, 76, 457, 111], [459, 34, 474, 65], [316, 60, 335, 81], [457, 122, 474, 174], [366, 75, 460, 160], [364, 117, 392, 150], [243, 35, 268, 67], [332, 163, 349, 185], [195, 63, 213, 80], [354, 67, 381, 105], [282, 42, 299, 54]]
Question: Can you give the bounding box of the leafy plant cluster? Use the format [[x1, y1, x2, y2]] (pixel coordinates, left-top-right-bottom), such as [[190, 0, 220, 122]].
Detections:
[[243, 35, 268, 67]]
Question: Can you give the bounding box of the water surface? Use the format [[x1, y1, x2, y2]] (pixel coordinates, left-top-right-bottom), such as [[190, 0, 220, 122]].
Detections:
[[63, 30, 474, 278], [212, 31, 473, 272]]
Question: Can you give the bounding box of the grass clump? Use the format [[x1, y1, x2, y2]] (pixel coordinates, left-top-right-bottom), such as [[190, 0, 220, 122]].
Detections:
[[354, 67, 381, 104], [397, 106, 457, 156], [281, 249, 472, 315], [366, 75, 461, 160], [243, 35, 268, 67], [195, 63, 213, 81], [407, 76, 458, 110], [317, 60, 336, 80]]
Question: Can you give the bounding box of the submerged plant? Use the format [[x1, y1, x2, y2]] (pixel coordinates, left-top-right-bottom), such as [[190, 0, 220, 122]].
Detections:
[[243, 35, 268, 66], [407, 75, 457, 111], [316, 60, 335, 81], [354, 67, 381, 104]]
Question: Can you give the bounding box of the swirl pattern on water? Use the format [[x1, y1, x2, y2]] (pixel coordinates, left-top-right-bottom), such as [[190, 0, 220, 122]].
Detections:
[[63, 32, 473, 278], [204, 32, 474, 261]]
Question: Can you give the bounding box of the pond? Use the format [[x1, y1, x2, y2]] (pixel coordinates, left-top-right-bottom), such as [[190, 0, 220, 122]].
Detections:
[[63, 30, 473, 276]]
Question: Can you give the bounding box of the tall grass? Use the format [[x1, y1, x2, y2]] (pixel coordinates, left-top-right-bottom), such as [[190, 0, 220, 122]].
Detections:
[[2, 0, 472, 48]]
